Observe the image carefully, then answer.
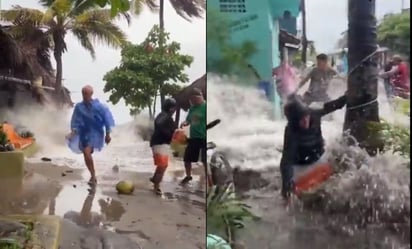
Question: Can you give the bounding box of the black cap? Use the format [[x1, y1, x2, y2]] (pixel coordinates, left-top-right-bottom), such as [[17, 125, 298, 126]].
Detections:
[[162, 98, 177, 112]]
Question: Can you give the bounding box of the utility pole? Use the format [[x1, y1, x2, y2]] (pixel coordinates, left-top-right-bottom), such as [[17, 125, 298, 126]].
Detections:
[[344, 0, 381, 154], [301, 0, 307, 65]]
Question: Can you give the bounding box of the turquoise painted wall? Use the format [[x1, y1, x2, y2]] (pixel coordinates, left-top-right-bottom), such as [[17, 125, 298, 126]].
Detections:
[[208, 0, 300, 119]]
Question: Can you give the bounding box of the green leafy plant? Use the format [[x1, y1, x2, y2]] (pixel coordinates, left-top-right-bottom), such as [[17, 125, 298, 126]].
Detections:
[[378, 11, 410, 56], [103, 25, 193, 117], [207, 185, 259, 244], [367, 119, 410, 159]]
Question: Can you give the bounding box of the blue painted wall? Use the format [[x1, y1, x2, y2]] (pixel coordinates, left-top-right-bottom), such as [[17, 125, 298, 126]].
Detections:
[[207, 0, 300, 119]]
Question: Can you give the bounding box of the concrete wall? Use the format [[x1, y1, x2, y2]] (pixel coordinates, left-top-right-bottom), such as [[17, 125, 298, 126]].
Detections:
[[207, 0, 300, 119]]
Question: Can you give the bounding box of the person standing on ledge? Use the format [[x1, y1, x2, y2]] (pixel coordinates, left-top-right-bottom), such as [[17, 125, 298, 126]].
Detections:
[[66, 85, 115, 185], [180, 88, 207, 185]]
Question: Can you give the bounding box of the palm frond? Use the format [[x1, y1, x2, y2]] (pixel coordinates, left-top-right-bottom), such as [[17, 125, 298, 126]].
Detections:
[[0, 6, 45, 27], [169, 0, 205, 21], [131, 0, 159, 15], [71, 28, 96, 59], [69, 0, 100, 16], [72, 10, 127, 52], [49, 0, 73, 16], [38, 0, 55, 8]]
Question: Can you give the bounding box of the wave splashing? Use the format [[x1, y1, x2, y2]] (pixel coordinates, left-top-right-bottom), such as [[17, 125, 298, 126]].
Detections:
[[207, 75, 410, 246]]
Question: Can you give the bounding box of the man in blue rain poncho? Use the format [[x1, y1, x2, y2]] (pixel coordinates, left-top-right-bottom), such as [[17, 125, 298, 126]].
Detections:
[[66, 85, 115, 185]]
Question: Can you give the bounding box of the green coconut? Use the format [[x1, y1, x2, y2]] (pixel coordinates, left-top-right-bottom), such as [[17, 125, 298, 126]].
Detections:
[[115, 180, 135, 195]]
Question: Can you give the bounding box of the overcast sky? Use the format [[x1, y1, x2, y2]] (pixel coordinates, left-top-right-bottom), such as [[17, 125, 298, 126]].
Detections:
[[3, 0, 206, 123], [2, 0, 409, 123], [302, 0, 410, 53]]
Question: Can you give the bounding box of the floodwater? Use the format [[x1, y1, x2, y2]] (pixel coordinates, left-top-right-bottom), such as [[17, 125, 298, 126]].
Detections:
[[0, 107, 205, 249], [207, 75, 410, 249]]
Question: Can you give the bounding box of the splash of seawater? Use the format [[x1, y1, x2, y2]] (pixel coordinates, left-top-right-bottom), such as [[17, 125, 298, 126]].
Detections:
[[207, 74, 410, 240]]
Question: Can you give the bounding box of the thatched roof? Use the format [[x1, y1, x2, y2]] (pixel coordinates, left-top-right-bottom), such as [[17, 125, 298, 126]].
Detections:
[[0, 28, 31, 79], [174, 74, 206, 111], [0, 26, 72, 105]]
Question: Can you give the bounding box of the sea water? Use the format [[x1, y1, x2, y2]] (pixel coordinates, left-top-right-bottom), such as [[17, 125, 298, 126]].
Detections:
[[207, 74, 410, 249]]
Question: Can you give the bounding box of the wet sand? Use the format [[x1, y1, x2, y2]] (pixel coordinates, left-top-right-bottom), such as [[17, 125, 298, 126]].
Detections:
[[1, 161, 206, 249]]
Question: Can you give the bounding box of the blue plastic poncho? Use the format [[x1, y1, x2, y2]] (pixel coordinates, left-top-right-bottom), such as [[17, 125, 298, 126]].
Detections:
[[67, 99, 115, 154]]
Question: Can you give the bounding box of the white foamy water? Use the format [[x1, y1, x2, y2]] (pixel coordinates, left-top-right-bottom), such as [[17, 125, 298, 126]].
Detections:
[[207, 74, 410, 247], [4, 104, 183, 174]]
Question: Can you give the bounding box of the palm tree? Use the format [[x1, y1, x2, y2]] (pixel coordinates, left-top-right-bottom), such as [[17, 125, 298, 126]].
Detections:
[[1, 0, 128, 92], [130, 0, 205, 28], [157, 0, 205, 29]]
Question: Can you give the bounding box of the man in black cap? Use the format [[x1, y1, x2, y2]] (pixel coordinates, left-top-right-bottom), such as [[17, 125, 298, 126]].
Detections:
[[180, 88, 207, 185], [280, 93, 347, 200]]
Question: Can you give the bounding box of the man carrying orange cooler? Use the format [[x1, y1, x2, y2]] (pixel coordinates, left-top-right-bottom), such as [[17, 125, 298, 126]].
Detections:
[[280, 93, 347, 201], [180, 88, 207, 185]]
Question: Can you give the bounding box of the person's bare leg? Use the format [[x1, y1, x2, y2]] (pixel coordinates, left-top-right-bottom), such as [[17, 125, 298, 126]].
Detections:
[[83, 146, 96, 183], [184, 161, 192, 177], [153, 167, 166, 190]]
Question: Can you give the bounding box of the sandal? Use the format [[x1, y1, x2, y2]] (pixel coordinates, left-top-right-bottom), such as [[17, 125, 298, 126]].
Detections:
[[154, 188, 162, 196], [179, 176, 193, 185]]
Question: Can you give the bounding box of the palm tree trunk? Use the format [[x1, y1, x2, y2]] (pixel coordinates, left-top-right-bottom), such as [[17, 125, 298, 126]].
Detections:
[[159, 0, 164, 29], [54, 49, 63, 93], [343, 0, 381, 155], [159, 0, 165, 106], [301, 0, 307, 65]]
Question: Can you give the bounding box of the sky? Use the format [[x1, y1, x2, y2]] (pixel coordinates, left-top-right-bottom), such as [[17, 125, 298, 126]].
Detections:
[[301, 0, 410, 53], [2, 0, 409, 123]]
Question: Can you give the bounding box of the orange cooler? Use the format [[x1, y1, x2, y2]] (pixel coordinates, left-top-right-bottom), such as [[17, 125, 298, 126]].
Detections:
[[293, 162, 333, 195]]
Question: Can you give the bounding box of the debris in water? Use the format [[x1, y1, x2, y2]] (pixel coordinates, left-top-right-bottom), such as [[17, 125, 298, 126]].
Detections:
[[112, 165, 119, 173], [41, 157, 52, 162]]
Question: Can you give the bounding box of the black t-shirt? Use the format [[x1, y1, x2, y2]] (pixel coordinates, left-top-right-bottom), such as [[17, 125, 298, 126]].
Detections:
[[150, 112, 177, 147]]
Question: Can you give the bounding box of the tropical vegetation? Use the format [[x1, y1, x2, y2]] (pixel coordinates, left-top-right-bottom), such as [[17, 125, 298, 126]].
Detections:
[[207, 185, 259, 246], [377, 10, 410, 56], [368, 98, 410, 160], [0, 0, 129, 93], [336, 10, 410, 57], [103, 25, 193, 118]]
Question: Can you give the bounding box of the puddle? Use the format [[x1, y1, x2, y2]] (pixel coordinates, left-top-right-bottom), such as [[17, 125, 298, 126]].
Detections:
[[0, 172, 126, 229], [0, 166, 206, 230]]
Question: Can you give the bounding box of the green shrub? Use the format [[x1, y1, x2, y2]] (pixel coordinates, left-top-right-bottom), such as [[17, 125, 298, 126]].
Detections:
[[207, 185, 259, 244], [367, 119, 410, 159]]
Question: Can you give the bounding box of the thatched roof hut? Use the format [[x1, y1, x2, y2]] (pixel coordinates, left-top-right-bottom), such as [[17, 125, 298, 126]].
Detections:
[[0, 26, 72, 107], [174, 74, 206, 111]]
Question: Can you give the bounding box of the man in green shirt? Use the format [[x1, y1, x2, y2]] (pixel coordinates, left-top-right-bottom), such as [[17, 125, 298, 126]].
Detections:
[[180, 88, 207, 185]]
